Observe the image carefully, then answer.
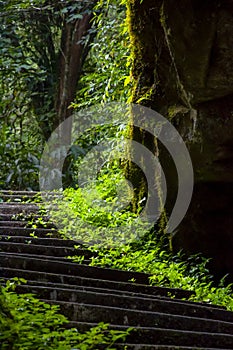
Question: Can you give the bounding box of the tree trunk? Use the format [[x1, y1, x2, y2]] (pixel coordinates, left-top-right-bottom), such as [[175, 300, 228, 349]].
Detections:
[[127, 0, 233, 280], [29, 2, 97, 141], [55, 12, 94, 133]]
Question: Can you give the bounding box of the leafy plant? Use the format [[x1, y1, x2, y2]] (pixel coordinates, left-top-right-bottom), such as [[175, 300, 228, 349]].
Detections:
[[40, 164, 233, 311], [45, 158, 148, 247], [0, 279, 131, 349], [87, 244, 233, 311], [0, 1, 130, 190], [73, 0, 131, 110]]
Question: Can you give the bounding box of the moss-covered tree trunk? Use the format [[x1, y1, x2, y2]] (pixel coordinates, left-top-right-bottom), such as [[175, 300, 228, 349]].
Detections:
[[127, 0, 233, 280]]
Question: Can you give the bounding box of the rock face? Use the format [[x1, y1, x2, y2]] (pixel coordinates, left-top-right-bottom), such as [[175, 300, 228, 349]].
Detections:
[[128, 0, 233, 280]]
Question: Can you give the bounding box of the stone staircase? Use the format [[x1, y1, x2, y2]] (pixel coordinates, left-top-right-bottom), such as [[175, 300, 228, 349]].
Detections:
[[1, 190, 233, 349]]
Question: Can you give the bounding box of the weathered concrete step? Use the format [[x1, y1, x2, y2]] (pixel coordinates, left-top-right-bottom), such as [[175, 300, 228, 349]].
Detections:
[[0, 251, 79, 262], [0, 194, 39, 203], [0, 190, 59, 198], [14, 284, 233, 323], [0, 191, 61, 204], [1, 275, 193, 307], [0, 214, 19, 221], [0, 190, 39, 196], [0, 226, 57, 237], [0, 235, 80, 247], [59, 321, 233, 348], [0, 267, 193, 300], [0, 276, 180, 302], [98, 344, 230, 350], [40, 299, 233, 334], [0, 220, 55, 229], [0, 253, 151, 284], [0, 213, 33, 221], [0, 221, 27, 227], [0, 241, 89, 258], [125, 327, 233, 348], [0, 204, 39, 214], [67, 322, 233, 348], [0, 213, 54, 225]]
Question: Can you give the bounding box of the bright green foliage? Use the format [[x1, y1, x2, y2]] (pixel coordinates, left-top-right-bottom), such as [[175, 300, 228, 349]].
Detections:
[[0, 279, 131, 349], [44, 178, 233, 311], [43, 174, 233, 311], [87, 244, 233, 311], [0, 0, 130, 190], [0, 1, 55, 189], [0, 3, 44, 189], [73, 1, 131, 109], [47, 159, 147, 247]]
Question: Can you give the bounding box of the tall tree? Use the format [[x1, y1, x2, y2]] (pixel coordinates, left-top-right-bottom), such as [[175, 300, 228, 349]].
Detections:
[[127, 0, 233, 280]]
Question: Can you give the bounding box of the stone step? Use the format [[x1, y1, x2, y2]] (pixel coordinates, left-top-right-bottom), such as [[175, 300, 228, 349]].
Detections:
[[0, 276, 183, 302], [0, 267, 193, 300], [0, 253, 151, 285], [0, 191, 61, 205], [66, 322, 233, 349], [0, 190, 39, 196], [0, 214, 19, 221], [0, 194, 38, 203], [102, 345, 230, 350], [14, 284, 233, 323], [0, 204, 39, 214], [0, 221, 27, 227], [61, 321, 233, 348], [0, 251, 77, 262], [2, 189, 233, 348], [38, 299, 233, 334], [0, 226, 58, 237], [0, 235, 80, 247], [0, 212, 54, 223], [0, 190, 59, 199], [0, 220, 56, 229], [0, 241, 89, 258], [0, 213, 42, 221], [67, 322, 233, 349]]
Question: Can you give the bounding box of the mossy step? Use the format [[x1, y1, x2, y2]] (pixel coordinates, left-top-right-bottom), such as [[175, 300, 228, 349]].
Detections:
[[14, 284, 233, 323]]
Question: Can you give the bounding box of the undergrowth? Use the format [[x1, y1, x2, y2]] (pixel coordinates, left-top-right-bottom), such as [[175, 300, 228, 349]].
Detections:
[[86, 244, 233, 310], [40, 161, 233, 311], [0, 279, 131, 350]]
